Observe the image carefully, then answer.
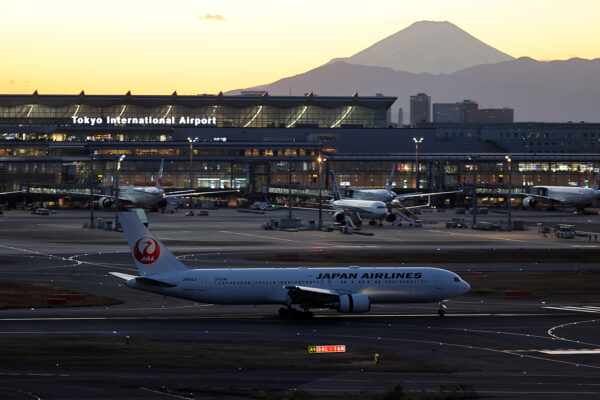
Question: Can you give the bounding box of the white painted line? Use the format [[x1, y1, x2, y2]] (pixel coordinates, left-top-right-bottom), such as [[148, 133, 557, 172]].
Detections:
[[544, 306, 600, 314], [219, 230, 302, 243], [540, 349, 600, 354]]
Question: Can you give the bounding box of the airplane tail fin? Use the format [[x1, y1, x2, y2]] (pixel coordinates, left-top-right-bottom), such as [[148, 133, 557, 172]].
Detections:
[[330, 171, 342, 201], [156, 159, 164, 189], [593, 169, 600, 191], [386, 164, 396, 192], [118, 212, 189, 276]]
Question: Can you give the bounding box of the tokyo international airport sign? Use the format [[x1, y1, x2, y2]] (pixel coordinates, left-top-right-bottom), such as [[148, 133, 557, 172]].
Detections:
[[71, 116, 217, 127]]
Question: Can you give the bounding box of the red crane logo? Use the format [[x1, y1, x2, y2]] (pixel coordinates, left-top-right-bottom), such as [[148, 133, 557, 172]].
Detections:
[[134, 237, 160, 264]]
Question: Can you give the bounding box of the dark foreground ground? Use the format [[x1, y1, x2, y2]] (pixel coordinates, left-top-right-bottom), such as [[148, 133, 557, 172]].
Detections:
[[0, 208, 599, 399]]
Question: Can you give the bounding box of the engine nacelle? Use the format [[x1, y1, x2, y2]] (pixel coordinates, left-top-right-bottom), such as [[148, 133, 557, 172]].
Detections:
[[385, 212, 397, 222], [99, 196, 113, 209], [338, 293, 371, 313], [522, 196, 537, 209], [157, 198, 167, 208], [333, 212, 345, 223]]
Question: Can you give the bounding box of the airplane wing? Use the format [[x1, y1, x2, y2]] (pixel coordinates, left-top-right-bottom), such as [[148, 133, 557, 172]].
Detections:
[[395, 190, 461, 200], [503, 192, 552, 200], [284, 285, 340, 303], [0, 190, 26, 195], [165, 189, 239, 198]]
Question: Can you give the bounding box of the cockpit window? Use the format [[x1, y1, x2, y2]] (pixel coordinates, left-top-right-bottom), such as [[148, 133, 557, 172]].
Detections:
[[453, 277, 460, 282]]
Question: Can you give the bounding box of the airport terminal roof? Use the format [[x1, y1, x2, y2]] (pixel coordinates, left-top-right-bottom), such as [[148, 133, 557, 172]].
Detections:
[[0, 92, 397, 110]]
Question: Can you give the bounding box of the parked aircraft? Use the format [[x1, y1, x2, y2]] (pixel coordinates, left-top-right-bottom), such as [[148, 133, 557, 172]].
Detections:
[[341, 165, 460, 205], [329, 171, 396, 225], [343, 165, 397, 202], [517, 169, 600, 212], [98, 160, 237, 209], [111, 212, 470, 317]]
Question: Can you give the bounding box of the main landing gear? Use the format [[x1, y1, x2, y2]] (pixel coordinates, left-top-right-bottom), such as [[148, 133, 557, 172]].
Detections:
[[278, 306, 314, 319], [438, 300, 447, 317]]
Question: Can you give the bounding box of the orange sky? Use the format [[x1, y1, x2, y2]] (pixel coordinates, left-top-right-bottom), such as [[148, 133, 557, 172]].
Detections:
[[1, 0, 598, 95]]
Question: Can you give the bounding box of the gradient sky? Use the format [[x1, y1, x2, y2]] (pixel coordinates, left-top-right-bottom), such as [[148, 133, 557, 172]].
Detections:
[[1, 0, 598, 95]]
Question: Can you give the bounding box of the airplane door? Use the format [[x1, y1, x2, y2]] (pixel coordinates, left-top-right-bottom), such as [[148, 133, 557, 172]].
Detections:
[[198, 278, 206, 291], [434, 274, 443, 290]]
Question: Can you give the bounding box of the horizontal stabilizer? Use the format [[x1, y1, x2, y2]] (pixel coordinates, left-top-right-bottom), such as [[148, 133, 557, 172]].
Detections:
[[109, 272, 176, 287], [109, 272, 136, 280]]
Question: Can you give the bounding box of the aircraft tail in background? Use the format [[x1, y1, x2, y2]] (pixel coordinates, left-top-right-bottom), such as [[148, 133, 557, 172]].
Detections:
[[330, 171, 342, 201]]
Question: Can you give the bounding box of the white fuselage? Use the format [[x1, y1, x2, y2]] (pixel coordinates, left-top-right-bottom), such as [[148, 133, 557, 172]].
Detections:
[[345, 188, 396, 203], [330, 199, 389, 220], [125, 267, 470, 305], [118, 186, 164, 208], [531, 186, 600, 205]]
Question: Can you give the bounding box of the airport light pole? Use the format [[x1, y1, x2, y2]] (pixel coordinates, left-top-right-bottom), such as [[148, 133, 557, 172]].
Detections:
[[469, 155, 477, 228], [317, 155, 326, 230], [188, 137, 198, 189], [115, 154, 126, 210], [89, 152, 95, 228], [288, 156, 293, 219], [506, 155, 512, 231], [413, 137, 423, 189]]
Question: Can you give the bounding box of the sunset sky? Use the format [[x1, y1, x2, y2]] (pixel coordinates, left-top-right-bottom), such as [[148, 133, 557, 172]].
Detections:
[[1, 0, 598, 95]]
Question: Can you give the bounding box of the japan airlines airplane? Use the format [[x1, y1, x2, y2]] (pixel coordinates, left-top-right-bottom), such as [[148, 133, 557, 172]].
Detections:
[[518, 169, 600, 211], [97, 160, 237, 209], [111, 212, 470, 317]]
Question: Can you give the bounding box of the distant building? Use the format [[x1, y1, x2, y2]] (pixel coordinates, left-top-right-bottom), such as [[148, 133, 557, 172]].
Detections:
[[467, 108, 514, 123], [433, 99, 514, 124], [397, 107, 403, 126], [433, 103, 462, 123], [410, 93, 431, 125], [460, 99, 513, 124]]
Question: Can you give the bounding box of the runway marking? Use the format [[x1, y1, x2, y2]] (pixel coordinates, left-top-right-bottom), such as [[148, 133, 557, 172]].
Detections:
[[219, 230, 303, 243], [313, 332, 600, 371], [429, 229, 597, 248], [140, 387, 194, 399], [544, 306, 600, 314], [0, 243, 135, 272], [548, 319, 600, 347], [540, 349, 600, 354]]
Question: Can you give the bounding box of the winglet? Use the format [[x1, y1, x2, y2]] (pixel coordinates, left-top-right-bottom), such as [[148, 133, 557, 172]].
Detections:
[[156, 160, 164, 189], [330, 171, 342, 201], [386, 164, 396, 192]]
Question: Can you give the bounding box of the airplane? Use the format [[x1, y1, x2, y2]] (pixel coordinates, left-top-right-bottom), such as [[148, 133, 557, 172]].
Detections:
[[341, 164, 460, 205], [110, 211, 470, 317], [329, 171, 396, 225], [249, 201, 279, 211], [97, 160, 237, 210], [517, 169, 600, 212], [343, 165, 397, 202]]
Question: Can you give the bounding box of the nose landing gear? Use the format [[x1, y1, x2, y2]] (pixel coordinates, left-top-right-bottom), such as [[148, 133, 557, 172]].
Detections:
[[438, 300, 447, 317]]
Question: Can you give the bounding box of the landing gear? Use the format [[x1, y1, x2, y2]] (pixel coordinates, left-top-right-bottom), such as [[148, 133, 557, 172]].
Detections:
[[278, 307, 314, 319], [369, 220, 377, 226], [438, 300, 447, 317]]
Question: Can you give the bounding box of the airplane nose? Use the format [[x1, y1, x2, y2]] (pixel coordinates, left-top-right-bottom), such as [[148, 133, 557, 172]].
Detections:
[[462, 281, 470, 293]]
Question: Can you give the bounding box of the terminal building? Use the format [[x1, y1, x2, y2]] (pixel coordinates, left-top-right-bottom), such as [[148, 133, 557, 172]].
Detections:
[[1, 92, 600, 208]]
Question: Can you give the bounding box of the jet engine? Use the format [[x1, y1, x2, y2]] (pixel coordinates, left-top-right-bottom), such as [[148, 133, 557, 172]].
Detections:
[[333, 212, 345, 223], [337, 293, 371, 313], [385, 213, 397, 222], [99, 196, 113, 209], [522, 196, 537, 209]]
